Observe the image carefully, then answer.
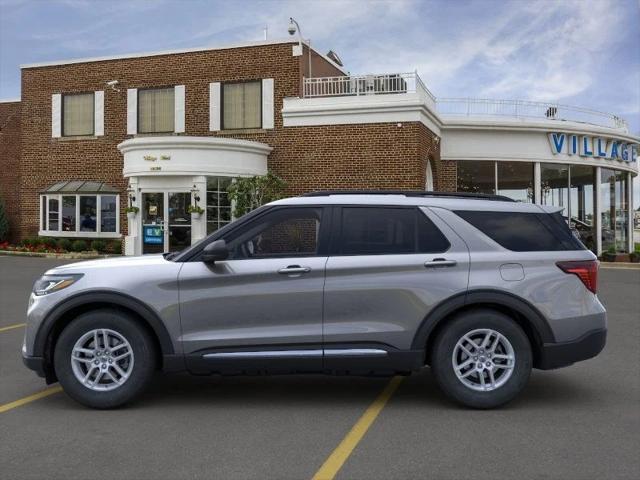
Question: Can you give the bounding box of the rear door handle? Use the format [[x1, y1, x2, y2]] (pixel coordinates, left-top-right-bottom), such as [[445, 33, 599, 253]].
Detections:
[[278, 265, 311, 275], [424, 258, 457, 268]]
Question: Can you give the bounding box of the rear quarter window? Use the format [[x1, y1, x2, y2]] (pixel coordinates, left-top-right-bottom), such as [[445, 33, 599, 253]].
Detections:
[[454, 210, 585, 252]]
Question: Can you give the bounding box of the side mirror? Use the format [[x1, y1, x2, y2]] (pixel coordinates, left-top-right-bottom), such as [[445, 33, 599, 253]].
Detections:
[[202, 239, 229, 263]]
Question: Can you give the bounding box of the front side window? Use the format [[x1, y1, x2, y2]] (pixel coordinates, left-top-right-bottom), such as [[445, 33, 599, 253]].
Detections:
[[457, 161, 495, 195], [223, 81, 261, 129], [338, 207, 450, 255], [138, 87, 175, 133], [226, 207, 322, 259], [62, 92, 94, 136]]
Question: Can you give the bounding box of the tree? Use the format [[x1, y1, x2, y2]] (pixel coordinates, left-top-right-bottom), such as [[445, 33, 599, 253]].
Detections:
[[0, 195, 9, 242], [226, 172, 287, 218]]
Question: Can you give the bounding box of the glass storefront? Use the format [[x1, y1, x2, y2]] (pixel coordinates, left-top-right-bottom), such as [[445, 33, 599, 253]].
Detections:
[[497, 162, 534, 203], [206, 176, 233, 234], [601, 169, 629, 253], [457, 160, 632, 253]]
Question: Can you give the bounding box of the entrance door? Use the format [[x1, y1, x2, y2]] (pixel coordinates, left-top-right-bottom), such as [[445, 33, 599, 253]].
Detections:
[[141, 191, 192, 254]]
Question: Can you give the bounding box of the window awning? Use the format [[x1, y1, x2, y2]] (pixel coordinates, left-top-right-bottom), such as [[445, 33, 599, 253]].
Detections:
[[41, 181, 120, 194]]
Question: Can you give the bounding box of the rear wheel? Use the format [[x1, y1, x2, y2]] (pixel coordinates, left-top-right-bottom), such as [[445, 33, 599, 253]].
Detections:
[[431, 309, 532, 409], [53, 309, 157, 409]]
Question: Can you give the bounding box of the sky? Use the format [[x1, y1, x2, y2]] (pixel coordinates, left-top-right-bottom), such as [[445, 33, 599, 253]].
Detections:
[[1, 0, 639, 203]]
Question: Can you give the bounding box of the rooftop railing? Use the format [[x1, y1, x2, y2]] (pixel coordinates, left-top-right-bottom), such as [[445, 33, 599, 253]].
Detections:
[[301, 73, 628, 131], [436, 98, 628, 131]]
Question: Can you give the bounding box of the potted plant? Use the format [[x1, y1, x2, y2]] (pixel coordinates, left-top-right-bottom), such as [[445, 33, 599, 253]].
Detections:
[[187, 204, 204, 219], [630, 247, 640, 263], [125, 206, 139, 221], [602, 246, 617, 262]]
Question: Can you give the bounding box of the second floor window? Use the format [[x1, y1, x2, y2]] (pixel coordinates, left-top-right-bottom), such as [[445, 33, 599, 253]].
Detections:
[[63, 92, 94, 136], [223, 81, 261, 129], [138, 87, 175, 133]]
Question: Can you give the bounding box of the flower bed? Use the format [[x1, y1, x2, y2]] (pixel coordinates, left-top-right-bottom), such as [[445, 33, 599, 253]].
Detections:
[[0, 237, 122, 255]]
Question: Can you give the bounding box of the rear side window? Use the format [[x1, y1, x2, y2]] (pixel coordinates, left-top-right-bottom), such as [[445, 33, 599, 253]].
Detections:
[[455, 210, 585, 251], [338, 207, 450, 255]]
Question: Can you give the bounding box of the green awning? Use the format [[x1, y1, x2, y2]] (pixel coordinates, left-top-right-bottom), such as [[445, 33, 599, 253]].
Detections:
[[41, 181, 120, 194]]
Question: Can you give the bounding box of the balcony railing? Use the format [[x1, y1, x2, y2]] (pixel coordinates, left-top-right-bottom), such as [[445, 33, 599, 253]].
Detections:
[[436, 98, 628, 131], [303, 72, 435, 101], [301, 73, 628, 132]]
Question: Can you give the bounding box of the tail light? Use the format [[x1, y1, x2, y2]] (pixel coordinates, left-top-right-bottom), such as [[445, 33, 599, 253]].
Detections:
[[556, 260, 598, 294]]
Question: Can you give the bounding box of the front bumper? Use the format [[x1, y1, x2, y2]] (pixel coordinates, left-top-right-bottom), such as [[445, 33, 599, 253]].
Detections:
[[22, 354, 47, 378], [537, 328, 607, 370]]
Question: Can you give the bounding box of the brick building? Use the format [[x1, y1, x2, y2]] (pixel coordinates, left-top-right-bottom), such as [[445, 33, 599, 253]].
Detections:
[[0, 39, 637, 255]]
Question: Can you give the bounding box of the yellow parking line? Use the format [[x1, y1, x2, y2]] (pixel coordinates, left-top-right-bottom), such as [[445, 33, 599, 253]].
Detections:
[[0, 386, 63, 414], [312, 376, 404, 480], [0, 323, 26, 333]]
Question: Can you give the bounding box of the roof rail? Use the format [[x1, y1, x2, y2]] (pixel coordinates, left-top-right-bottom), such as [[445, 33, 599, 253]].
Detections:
[[301, 190, 515, 202]]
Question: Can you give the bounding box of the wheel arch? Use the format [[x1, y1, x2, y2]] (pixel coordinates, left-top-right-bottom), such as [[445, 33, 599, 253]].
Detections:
[[413, 290, 555, 369], [35, 291, 175, 382]]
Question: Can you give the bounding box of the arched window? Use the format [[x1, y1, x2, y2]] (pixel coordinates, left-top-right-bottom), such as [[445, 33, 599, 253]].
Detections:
[[425, 159, 434, 191]]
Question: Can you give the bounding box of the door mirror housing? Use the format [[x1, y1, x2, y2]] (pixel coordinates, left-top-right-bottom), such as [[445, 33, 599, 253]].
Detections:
[[202, 239, 229, 263]]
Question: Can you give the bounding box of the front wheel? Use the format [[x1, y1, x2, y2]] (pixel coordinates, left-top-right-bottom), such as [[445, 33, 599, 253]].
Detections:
[[53, 309, 157, 409], [431, 309, 532, 409]]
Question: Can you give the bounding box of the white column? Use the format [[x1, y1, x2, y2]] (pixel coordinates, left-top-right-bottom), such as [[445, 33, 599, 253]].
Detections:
[[191, 175, 208, 245], [595, 167, 602, 256], [627, 172, 634, 253], [534, 162, 541, 204]]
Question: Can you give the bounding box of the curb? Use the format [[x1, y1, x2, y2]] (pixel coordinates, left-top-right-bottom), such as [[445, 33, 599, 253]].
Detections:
[[0, 250, 121, 260], [600, 262, 640, 270]]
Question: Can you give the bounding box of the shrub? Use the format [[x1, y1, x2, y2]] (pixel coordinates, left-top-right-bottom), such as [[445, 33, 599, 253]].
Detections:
[[20, 237, 39, 247], [57, 238, 73, 252], [71, 240, 87, 252], [0, 196, 9, 242], [107, 240, 122, 254], [37, 237, 57, 249], [90, 240, 107, 252]]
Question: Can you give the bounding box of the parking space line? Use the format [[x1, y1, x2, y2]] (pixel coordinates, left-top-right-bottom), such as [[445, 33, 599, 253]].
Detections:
[[0, 323, 26, 333], [0, 386, 63, 414], [311, 376, 404, 480]]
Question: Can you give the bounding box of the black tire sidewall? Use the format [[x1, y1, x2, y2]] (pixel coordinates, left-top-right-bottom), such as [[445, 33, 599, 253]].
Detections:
[[431, 309, 532, 409], [53, 309, 156, 409]]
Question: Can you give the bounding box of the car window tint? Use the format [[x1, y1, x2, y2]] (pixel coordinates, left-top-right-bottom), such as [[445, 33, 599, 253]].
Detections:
[[227, 208, 322, 259], [454, 210, 585, 251], [339, 207, 449, 255]]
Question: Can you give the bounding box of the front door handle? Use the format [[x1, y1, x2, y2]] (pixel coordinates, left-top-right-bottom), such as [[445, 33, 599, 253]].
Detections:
[[277, 265, 311, 275], [424, 258, 457, 268]]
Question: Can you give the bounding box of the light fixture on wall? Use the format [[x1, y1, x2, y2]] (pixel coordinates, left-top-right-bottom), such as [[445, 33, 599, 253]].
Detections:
[[288, 17, 312, 78], [106, 80, 120, 93], [191, 185, 201, 204], [126, 186, 136, 205]]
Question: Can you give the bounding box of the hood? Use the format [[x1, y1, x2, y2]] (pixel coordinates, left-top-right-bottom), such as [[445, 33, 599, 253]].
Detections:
[[46, 254, 169, 274]]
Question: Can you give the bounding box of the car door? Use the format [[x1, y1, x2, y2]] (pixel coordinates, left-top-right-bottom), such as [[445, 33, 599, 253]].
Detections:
[[322, 205, 469, 370], [178, 205, 329, 374]]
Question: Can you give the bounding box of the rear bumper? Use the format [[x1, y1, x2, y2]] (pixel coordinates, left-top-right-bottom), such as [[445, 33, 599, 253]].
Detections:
[[537, 328, 606, 370]]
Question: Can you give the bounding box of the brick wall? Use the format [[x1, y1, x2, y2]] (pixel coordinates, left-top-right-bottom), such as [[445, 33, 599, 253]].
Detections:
[[0, 101, 21, 242], [12, 41, 441, 241]]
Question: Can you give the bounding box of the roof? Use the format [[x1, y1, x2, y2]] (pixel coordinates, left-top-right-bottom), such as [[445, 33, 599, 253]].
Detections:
[[19, 38, 348, 74], [41, 180, 120, 194]]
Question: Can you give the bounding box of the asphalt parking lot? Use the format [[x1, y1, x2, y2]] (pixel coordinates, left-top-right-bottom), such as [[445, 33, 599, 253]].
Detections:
[[0, 256, 638, 480]]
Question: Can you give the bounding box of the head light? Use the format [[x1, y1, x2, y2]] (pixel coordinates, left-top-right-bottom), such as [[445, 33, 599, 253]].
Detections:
[[33, 274, 83, 296]]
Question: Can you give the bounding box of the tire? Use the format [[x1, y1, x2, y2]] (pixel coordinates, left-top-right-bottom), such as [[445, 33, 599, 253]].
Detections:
[[53, 309, 157, 409], [430, 309, 532, 409]]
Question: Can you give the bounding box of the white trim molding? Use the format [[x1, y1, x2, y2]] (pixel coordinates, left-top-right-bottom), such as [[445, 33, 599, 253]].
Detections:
[[174, 85, 186, 133], [282, 93, 442, 135], [127, 88, 137, 135], [51, 94, 62, 138], [118, 136, 271, 178], [262, 78, 275, 129], [209, 82, 221, 131], [94, 90, 104, 136]]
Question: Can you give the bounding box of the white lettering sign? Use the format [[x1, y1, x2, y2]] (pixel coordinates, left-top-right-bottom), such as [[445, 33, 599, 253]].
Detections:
[[548, 133, 637, 162]]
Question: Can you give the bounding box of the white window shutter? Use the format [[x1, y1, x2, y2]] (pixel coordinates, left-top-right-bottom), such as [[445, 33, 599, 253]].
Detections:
[[209, 82, 221, 131], [94, 90, 104, 136], [51, 94, 62, 138], [262, 78, 274, 129], [174, 85, 185, 133], [127, 88, 137, 135]]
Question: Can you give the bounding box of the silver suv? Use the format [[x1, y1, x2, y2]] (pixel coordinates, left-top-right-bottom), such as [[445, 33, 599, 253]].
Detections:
[[23, 191, 606, 409]]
